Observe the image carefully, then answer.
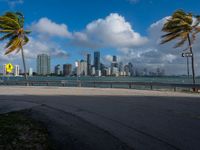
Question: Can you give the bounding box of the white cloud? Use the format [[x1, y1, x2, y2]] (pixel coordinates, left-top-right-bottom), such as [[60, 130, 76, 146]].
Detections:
[[117, 16, 200, 75], [31, 18, 71, 38], [23, 37, 69, 59], [0, 37, 70, 72], [72, 13, 148, 48]]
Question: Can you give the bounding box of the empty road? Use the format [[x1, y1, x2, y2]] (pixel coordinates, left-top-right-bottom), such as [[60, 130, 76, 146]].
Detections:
[[0, 86, 200, 150]]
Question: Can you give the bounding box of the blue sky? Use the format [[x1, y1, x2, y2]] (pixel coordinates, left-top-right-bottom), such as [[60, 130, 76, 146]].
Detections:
[[0, 0, 200, 75]]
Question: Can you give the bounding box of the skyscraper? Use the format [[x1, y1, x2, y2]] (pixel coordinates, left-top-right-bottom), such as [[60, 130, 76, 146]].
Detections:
[[80, 60, 87, 76], [29, 68, 33, 76], [55, 64, 61, 75], [94, 51, 100, 71], [87, 54, 91, 76], [3, 64, 6, 75], [113, 56, 117, 62], [37, 54, 51, 75], [63, 64, 72, 76], [14, 65, 19, 76]]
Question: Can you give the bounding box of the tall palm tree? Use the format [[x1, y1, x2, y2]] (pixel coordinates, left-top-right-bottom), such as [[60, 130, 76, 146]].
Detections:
[[0, 12, 31, 79], [161, 9, 198, 85]]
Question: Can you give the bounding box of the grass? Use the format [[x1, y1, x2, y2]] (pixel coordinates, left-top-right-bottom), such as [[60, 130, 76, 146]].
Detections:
[[0, 111, 54, 150]]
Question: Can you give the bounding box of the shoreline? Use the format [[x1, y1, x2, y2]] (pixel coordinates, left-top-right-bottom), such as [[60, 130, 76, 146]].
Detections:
[[0, 86, 199, 97]]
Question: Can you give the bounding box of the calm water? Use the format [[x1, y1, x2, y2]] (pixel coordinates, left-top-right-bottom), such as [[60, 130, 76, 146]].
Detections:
[[2, 76, 200, 84]]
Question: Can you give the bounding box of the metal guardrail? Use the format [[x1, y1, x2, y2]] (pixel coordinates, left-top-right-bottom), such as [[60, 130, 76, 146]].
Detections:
[[0, 80, 200, 91]]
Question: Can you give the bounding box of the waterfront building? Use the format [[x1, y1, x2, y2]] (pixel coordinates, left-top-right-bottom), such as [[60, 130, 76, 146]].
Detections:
[[63, 64, 72, 76], [118, 62, 124, 72], [3, 64, 6, 75], [80, 60, 87, 76], [94, 51, 100, 74], [29, 68, 33, 76], [124, 65, 130, 76], [54, 64, 61, 75], [37, 54, 51, 75], [112, 67, 119, 76], [111, 55, 118, 75], [87, 54, 91, 76], [96, 70, 101, 77], [113, 55, 117, 62], [91, 66, 95, 76], [104, 67, 111, 76], [128, 62, 134, 76], [14, 65, 20, 76], [75, 61, 81, 76]]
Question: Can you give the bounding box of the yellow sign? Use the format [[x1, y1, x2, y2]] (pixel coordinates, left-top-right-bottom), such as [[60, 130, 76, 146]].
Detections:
[[5, 63, 14, 73]]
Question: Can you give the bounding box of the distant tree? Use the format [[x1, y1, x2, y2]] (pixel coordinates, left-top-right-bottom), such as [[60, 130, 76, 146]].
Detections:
[[0, 12, 31, 80], [161, 10, 199, 85]]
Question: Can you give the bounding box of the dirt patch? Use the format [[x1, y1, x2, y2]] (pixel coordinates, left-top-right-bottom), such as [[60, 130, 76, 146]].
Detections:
[[0, 111, 54, 150]]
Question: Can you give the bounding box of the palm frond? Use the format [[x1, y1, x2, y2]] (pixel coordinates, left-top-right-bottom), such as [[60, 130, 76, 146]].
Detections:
[[23, 35, 29, 46], [0, 29, 14, 33], [174, 37, 187, 48], [16, 12, 24, 28], [24, 30, 31, 34], [5, 38, 23, 55], [4, 35, 18, 49], [0, 16, 20, 29], [0, 32, 15, 41]]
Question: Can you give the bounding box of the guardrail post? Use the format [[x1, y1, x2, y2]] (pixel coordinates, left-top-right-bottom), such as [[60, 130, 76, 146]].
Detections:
[[129, 83, 132, 89], [94, 82, 96, 88], [174, 87, 176, 92], [150, 85, 153, 90], [110, 83, 112, 88]]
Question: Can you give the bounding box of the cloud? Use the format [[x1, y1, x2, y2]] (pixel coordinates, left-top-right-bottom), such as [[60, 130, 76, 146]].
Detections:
[[31, 18, 71, 38], [0, 36, 70, 72], [116, 16, 200, 75], [23, 37, 69, 59], [72, 13, 148, 49]]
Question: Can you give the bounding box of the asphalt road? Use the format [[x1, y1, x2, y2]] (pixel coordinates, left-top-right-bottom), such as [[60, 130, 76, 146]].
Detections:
[[0, 94, 200, 150]]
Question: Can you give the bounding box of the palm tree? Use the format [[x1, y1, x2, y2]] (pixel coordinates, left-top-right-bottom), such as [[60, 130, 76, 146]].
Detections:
[[161, 9, 198, 85], [0, 12, 31, 80]]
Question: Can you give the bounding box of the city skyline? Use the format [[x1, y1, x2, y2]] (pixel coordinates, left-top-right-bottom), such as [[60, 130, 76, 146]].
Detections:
[[0, 0, 200, 75]]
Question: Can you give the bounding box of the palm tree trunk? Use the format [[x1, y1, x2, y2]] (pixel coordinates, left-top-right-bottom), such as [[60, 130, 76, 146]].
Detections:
[[21, 47, 27, 80], [187, 56, 189, 78], [187, 34, 195, 85]]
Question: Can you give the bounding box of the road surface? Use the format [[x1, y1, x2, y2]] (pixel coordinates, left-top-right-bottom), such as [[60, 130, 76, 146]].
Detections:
[[0, 86, 200, 150]]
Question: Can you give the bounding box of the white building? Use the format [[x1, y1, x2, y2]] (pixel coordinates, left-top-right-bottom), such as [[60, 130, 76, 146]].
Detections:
[[14, 65, 20, 76], [91, 66, 95, 76], [29, 68, 33, 76], [3, 64, 6, 75], [80, 60, 87, 76]]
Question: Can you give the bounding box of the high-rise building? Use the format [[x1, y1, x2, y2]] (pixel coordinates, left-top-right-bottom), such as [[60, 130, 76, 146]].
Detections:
[[75, 61, 81, 76], [113, 56, 117, 62], [14, 65, 19, 76], [80, 60, 87, 76], [29, 68, 33, 76], [63, 64, 72, 76], [124, 65, 130, 76], [55, 64, 61, 75], [111, 55, 118, 75], [94, 51, 100, 71], [3, 64, 6, 75], [87, 54, 91, 76], [128, 62, 134, 76], [37, 54, 51, 75]]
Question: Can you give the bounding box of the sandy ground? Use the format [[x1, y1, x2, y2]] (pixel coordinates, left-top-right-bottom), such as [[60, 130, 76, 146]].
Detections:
[[0, 86, 199, 97]]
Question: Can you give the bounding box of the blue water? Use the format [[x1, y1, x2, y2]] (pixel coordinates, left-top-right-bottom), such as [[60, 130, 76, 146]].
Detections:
[[2, 76, 200, 84]]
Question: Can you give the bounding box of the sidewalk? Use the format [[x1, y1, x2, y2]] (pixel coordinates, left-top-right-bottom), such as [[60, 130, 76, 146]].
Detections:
[[0, 86, 199, 97]]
